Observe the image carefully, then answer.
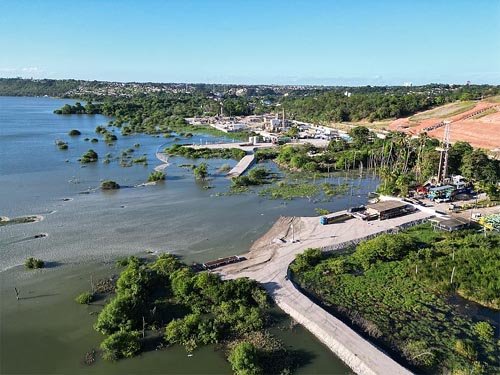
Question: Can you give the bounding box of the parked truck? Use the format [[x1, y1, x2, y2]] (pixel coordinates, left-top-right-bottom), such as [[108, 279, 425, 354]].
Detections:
[[320, 213, 351, 225]]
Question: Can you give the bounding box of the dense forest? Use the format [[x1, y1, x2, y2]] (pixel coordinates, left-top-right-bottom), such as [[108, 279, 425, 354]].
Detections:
[[2, 78, 499, 125], [282, 84, 500, 123], [78, 255, 306, 374], [290, 224, 500, 374], [0, 78, 81, 97]]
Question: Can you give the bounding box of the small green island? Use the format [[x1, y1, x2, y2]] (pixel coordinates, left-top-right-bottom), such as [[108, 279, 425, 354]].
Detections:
[[80, 149, 98, 163], [25, 257, 45, 269], [68, 129, 81, 136], [165, 144, 246, 160], [0, 216, 39, 227], [147, 171, 165, 182], [77, 255, 305, 373], [100, 180, 120, 190], [55, 139, 68, 150]]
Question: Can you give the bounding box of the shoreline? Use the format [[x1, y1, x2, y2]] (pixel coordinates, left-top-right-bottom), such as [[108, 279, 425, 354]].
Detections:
[[218, 206, 433, 375]]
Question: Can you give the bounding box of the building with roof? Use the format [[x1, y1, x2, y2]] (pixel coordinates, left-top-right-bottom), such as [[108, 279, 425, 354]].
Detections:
[[431, 218, 469, 232], [365, 201, 415, 220]]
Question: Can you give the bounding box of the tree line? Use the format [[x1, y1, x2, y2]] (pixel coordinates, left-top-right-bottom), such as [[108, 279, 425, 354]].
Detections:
[[269, 127, 500, 198], [282, 84, 500, 123]]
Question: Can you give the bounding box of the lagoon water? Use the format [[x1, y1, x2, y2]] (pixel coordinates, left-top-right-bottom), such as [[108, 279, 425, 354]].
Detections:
[[0, 96, 372, 373]]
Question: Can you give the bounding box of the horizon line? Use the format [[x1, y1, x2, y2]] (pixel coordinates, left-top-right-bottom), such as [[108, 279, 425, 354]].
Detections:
[[2, 76, 499, 88]]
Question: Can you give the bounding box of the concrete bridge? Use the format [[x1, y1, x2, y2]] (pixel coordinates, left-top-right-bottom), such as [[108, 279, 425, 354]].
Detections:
[[187, 142, 275, 178], [154, 150, 170, 172], [226, 154, 256, 178]]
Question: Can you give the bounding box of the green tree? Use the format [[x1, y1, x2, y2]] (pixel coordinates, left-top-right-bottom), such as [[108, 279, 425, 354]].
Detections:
[[148, 171, 165, 182], [80, 149, 98, 163], [328, 139, 349, 152], [94, 294, 140, 334], [75, 291, 94, 304], [291, 248, 323, 273], [349, 126, 370, 148], [151, 253, 182, 277], [448, 141, 473, 175], [194, 162, 209, 180], [290, 154, 308, 169], [24, 257, 44, 269], [472, 321, 494, 342], [100, 331, 141, 361], [354, 233, 416, 270], [461, 150, 490, 182], [115, 263, 152, 298], [455, 339, 477, 361], [286, 125, 299, 138], [228, 342, 262, 375], [170, 268, 195, 303], [402, 340, 436, 368]]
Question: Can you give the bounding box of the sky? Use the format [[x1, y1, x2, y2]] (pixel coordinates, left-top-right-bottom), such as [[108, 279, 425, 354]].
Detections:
[[1, 0, 499, 86]]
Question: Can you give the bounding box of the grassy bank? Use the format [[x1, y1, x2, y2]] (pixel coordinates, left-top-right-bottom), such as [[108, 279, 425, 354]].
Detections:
[[290, 224, 500, 374]]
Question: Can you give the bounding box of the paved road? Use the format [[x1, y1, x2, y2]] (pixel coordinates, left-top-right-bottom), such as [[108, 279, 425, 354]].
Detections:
[[188, 142, 275, 152], [220, 210, 431, 375]]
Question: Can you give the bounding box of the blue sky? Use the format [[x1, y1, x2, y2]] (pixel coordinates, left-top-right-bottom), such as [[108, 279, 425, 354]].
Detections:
[[1, 0, 499, 85]]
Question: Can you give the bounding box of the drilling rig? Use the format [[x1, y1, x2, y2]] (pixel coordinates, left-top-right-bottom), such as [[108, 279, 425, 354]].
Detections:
[[436, 121, 451, 184]]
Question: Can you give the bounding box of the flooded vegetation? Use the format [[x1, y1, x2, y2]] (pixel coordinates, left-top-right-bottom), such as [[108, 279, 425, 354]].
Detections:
[[0, 97, 354, 374]]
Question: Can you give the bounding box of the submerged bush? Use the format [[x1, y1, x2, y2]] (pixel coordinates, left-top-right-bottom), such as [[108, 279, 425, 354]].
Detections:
[[68, 129, 81, 136], [148, 171, 165, 182], [80, 149, 98, 163], [25, 257, 45, 269], [116, 256, 141, 268], [100, 330, 141, 361], [101, 180, 120, 190], [228, 342, 262, 375], [75, 291, 94, 304]]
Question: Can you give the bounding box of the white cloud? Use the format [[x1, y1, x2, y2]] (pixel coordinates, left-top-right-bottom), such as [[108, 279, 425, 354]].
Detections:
[[0, 66, 44, 77]]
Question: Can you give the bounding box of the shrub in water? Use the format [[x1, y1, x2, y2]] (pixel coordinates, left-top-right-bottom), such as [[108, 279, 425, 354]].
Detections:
[[25, 257, 45, 269]]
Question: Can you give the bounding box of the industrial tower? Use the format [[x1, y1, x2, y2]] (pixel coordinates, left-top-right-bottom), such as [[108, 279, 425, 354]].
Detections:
[[436, 121, 451, 184]]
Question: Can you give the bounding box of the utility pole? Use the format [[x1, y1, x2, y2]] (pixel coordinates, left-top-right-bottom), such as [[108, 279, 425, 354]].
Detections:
[[142, 316, 146, 338], [282, 107, 285, 132], [90, 275, 95, 294]]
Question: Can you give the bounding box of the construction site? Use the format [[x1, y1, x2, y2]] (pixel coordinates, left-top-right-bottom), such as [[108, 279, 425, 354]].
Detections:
[[389, 98, 500, 152]]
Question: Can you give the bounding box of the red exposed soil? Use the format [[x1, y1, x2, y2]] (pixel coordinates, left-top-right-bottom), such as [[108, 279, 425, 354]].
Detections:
[[388, 101, 500, 150]]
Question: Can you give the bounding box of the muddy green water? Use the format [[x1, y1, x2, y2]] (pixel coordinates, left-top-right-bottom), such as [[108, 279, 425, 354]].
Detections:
[[0, 262, 352, 375], [0, 97, 357, 374]]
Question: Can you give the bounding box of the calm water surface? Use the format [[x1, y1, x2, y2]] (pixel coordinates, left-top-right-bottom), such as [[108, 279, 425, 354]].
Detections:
[[0, 96, 368, 374]]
